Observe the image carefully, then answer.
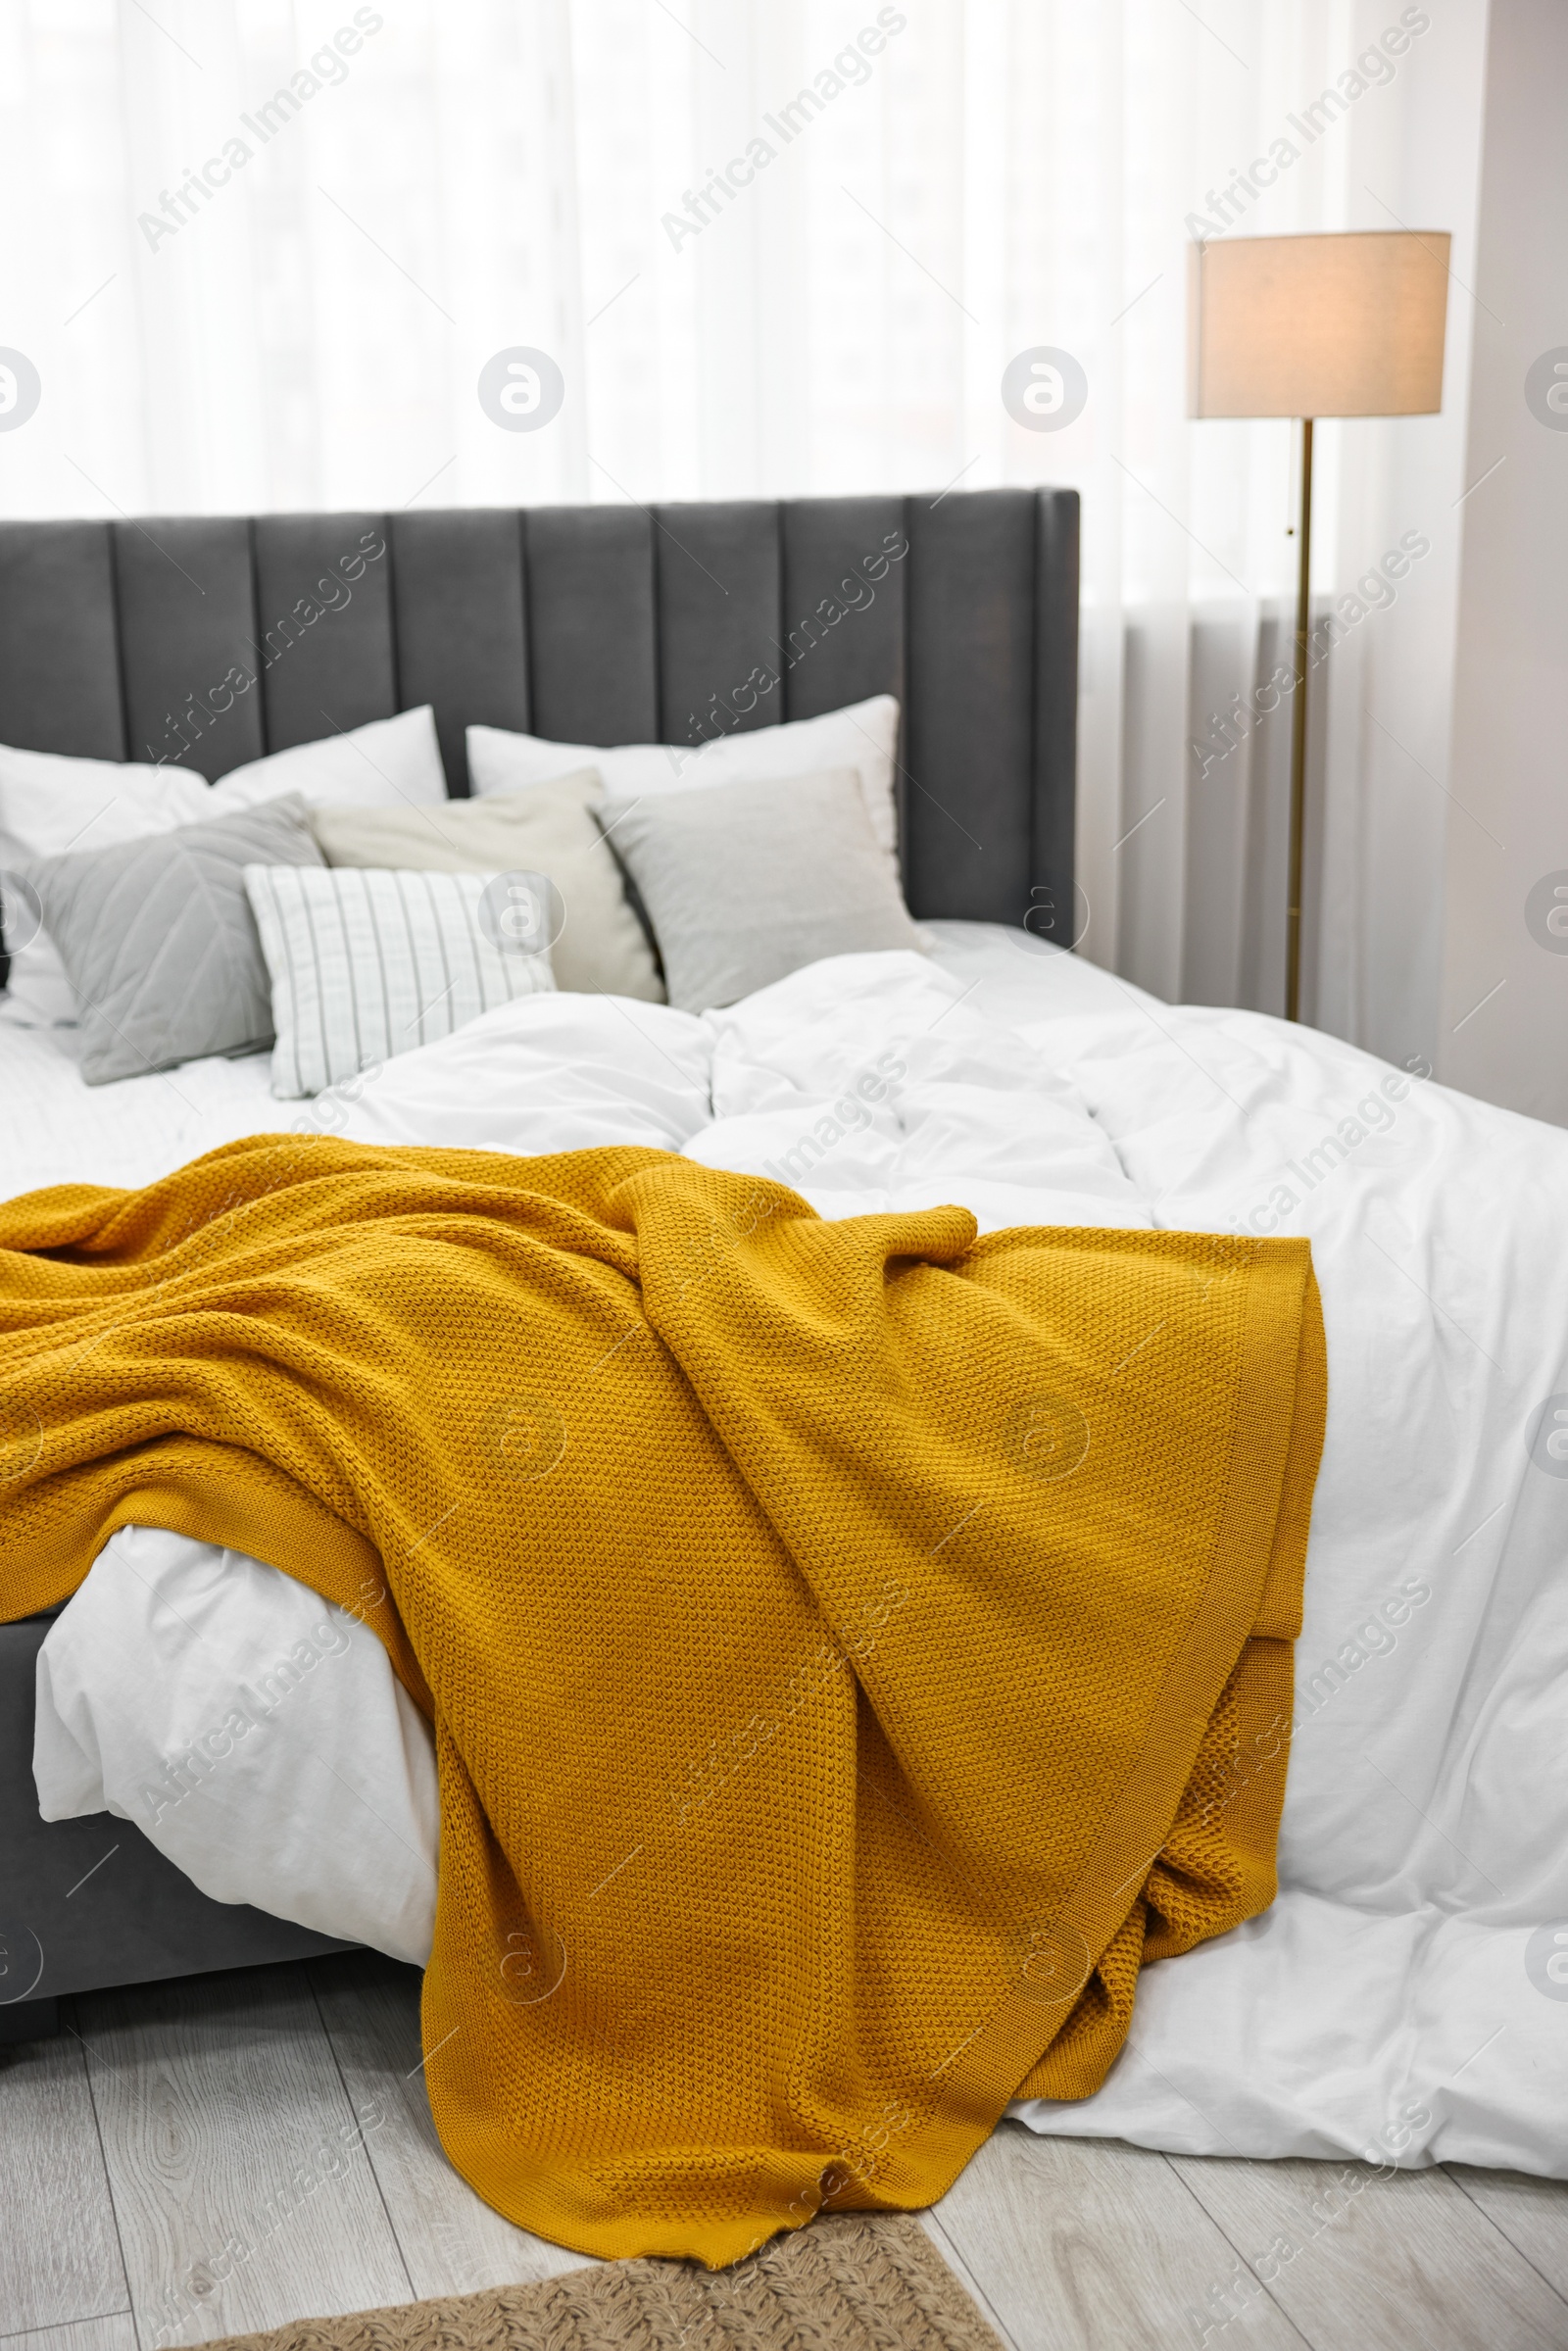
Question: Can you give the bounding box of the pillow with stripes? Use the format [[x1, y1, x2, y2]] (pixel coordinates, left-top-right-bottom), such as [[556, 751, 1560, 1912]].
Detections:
[[244, 864, 555, 1099]]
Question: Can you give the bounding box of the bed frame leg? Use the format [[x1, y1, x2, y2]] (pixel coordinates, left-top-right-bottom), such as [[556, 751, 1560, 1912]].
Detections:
[[0, 1996, 60, 2045]]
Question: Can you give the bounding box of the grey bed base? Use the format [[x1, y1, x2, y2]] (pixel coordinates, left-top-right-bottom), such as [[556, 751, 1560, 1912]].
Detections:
[[0, 1614, 350, 2041], [0, 486, 1079, 2039]]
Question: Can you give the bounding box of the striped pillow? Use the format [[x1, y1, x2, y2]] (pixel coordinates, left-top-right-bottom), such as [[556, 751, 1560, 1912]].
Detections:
[[244, 864, 555, 1098]]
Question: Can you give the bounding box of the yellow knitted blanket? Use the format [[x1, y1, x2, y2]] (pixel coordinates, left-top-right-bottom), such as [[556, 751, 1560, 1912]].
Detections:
[[0, 1136, 1325, 2265]]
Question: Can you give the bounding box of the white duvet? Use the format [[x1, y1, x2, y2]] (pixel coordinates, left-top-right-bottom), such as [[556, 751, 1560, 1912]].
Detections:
[[17, 926, 1568, 2179]]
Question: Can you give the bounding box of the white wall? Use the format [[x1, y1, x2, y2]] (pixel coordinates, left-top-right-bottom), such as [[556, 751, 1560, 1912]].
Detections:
[[1309, 0, 1490, 1071], [1439, 0, 1568, 1123]]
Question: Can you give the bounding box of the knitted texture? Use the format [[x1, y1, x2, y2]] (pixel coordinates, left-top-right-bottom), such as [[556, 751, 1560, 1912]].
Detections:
[[204, 2212, 1004, 2351], [0, 1135, 1326, 2266]]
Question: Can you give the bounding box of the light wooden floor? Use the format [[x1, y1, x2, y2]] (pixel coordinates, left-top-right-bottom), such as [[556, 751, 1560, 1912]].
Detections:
[[3, 1952, 1566, 2351]]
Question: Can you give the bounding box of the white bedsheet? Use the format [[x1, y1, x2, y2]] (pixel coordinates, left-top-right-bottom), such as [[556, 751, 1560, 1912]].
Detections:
[[17, 925, 1568, 2178], [33, 1525, 439, 1965], [0, 995, 281, 1194]]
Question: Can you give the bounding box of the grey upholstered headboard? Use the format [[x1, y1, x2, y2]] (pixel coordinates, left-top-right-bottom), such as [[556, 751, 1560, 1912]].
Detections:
[[0, 487, 1077, 932]]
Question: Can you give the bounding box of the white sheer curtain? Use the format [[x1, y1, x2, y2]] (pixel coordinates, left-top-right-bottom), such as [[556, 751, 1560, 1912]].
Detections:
[[0, 0, 1487, 1055]]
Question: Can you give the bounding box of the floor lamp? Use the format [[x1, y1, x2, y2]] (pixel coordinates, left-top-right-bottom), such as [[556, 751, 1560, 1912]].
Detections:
[[1189, 229, 1449, 1022]]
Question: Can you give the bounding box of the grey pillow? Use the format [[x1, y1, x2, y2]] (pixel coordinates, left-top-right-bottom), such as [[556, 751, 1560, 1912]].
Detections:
[[600, 766, 925, 1013], [24, 792, 324, 1084]]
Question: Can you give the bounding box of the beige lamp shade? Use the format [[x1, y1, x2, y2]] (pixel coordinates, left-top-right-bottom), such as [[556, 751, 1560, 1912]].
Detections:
[[1189, 229, 1449, 417]]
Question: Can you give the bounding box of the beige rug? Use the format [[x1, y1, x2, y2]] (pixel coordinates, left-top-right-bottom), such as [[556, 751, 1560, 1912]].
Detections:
[[208, 2213, 1004, 2351]]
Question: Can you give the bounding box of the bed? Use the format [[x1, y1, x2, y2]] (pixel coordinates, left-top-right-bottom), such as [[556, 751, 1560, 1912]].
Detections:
[[3, 490, 1565, 2197], [0, 484, 1079, 2041]]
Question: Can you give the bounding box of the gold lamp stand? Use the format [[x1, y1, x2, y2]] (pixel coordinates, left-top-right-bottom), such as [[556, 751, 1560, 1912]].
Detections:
[[1286, 416, 1313, 1025]]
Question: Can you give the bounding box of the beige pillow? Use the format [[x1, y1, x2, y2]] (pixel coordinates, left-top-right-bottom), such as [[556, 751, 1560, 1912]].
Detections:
[[308, 768, 663, 1004]]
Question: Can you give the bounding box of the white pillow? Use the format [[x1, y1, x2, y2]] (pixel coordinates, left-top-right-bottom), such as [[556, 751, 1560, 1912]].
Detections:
[[467, 693, 901, 866], [211, 705, 447, 816], [243, 863, 556, 1098], [1, 710, 448, 1034], [0, 746, 211, 1025]]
